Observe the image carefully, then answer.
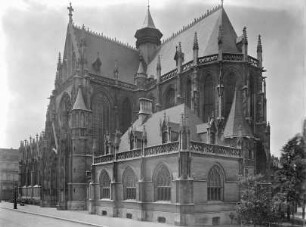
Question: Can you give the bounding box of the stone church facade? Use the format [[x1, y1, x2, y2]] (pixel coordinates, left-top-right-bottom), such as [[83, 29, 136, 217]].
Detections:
[[18, 2, 270, 226]]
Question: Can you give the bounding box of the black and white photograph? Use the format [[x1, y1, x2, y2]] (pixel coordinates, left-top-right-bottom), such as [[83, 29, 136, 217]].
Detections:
[[0, 0, 305, 226]]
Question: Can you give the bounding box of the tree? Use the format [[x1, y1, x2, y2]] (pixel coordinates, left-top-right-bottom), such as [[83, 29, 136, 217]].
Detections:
[[236, 175, 279, 227], [274, 135, 306, 220]]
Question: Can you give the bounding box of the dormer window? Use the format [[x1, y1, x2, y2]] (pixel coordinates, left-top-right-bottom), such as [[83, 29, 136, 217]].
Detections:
[[92, 55, 102, 73], [162, 129, 168, 144]]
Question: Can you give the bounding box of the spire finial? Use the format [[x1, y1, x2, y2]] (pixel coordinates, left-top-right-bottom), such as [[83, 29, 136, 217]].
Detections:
[[257, 34, 262, 52], [221, 0, 224, 7], [57, 52, 61, 70], [67, 2, 74, 23], [243, 26, 248, 44], [148, 0, 150, 9]]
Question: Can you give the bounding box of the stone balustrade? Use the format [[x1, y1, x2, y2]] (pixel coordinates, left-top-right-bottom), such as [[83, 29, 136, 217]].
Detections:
[[190, 141, 241, 157], [223, 53, 243, 61], [248, 56, 259, 67], [144, 142, 179, 157], [94, 154, 114, 164], [116, 149, 141, 160], [94, 142, 179, 164]]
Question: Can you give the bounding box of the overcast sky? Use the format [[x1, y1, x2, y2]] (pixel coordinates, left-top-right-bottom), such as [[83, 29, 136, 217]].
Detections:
[[0, 0, 305, 157]]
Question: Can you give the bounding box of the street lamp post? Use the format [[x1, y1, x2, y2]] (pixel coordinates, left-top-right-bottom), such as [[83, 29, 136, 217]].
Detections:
[[13, 185, 17, 209]]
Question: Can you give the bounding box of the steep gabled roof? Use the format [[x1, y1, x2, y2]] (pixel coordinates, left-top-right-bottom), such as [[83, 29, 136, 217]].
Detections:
[[72, 25, 139, 84], [223, 87, 253, 138], [118, 104, 203, 152], [146, 7, 239, 77]]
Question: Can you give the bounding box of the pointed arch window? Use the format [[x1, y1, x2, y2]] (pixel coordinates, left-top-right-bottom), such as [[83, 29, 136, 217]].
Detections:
[[122, 167, 137, 200], [203, 74, 214, 122], [224, 73, 236, 118], [207, 165, 224, 201], [165, 87, 175, 108], [120, 98, 132, 134], [92, 93, 111, 155], [154, 165, 171, 201], [99, 170, 111, 199], [59, 93, 71, 131], [186, 78, 191, 108]]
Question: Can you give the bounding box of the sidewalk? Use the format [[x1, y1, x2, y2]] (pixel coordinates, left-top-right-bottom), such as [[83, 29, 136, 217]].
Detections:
[[0, 201, 173, 227], [1, 201, 304, 227]]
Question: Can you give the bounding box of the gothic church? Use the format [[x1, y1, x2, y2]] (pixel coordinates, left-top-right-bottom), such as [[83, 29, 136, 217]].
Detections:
[[19, 2, 270, 226]]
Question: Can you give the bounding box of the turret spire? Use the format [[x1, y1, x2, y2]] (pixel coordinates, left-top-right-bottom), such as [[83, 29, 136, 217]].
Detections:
[[57, 52, 61, 70], [143, 3, 156, 28], [135, 4, 162, 63], [257, 34, 263, 67], [257, 35, 262, 53]]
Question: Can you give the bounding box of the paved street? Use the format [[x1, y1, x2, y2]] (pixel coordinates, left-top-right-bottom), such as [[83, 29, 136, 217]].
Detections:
[[0, 208, 87, 227], [0, 201, 174, 227]]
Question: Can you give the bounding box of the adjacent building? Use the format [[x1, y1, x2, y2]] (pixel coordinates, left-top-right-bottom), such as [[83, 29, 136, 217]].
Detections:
[[19, 2, 271, 226], [0, 148, 19, 201]]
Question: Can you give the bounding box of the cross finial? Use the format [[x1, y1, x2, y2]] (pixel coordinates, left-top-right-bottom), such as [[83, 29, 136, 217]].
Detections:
[[67, 2, 74, 23], [148, 0, 150, 9], [221, 0, 224, 7]]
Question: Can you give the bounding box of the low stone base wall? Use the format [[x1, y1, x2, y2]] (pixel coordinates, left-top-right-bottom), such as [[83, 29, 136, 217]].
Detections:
[[67, 200, 86, 210]]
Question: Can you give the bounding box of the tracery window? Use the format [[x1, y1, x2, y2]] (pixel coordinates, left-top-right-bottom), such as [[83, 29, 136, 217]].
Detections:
[[203, 74, 214, 122], [224, 73, 236, 119], [92, 93, 111, 155], [59, 93, 71, 131], [207, 165, 224, 201], [99, 170, 111, 199], [165, 87, 175, 108], [155, 165, 171, 201], [120, 98, 132, 134], [122, 167, 136, 200]]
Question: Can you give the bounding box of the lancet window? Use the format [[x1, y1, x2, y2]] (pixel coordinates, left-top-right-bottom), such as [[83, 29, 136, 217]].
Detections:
[[207, 165, 224, 201], [99, 170, 111, 199], [123, 167, 136, 200], [92, 93, 111, 155], [203, 74, 214, 122], [155, 165, 171, 201]]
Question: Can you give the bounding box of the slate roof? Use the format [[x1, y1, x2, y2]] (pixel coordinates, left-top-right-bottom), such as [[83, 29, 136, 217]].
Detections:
[[72, 26, 139, 84], [223, 87, 253, 138], [146, 6, 239, 77], [68, 5, 240, 84], [118, 104, 203, 152]]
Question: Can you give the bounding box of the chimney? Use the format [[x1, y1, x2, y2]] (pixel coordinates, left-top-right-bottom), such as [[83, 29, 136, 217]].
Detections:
[[138, 98, 153, 123]]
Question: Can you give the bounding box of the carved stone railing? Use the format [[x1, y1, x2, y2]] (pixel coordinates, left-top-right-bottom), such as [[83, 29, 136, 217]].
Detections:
[[198, 54, 218, 64], [144, 142, 179, 157], [190, 141, 241, 157], [94, 154, 114, 164], [248, 56, 259, 67], [160, 69, 177, 83], [223, 53, 243, 61], [90, 74, 136, 90], [182, 60, 194, 72], [116, 149, 141, 160]]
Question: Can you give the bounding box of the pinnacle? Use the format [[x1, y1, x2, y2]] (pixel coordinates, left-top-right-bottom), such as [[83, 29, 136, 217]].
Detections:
[[193, 32, 199, 50], [142, 6, 156, 28]]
